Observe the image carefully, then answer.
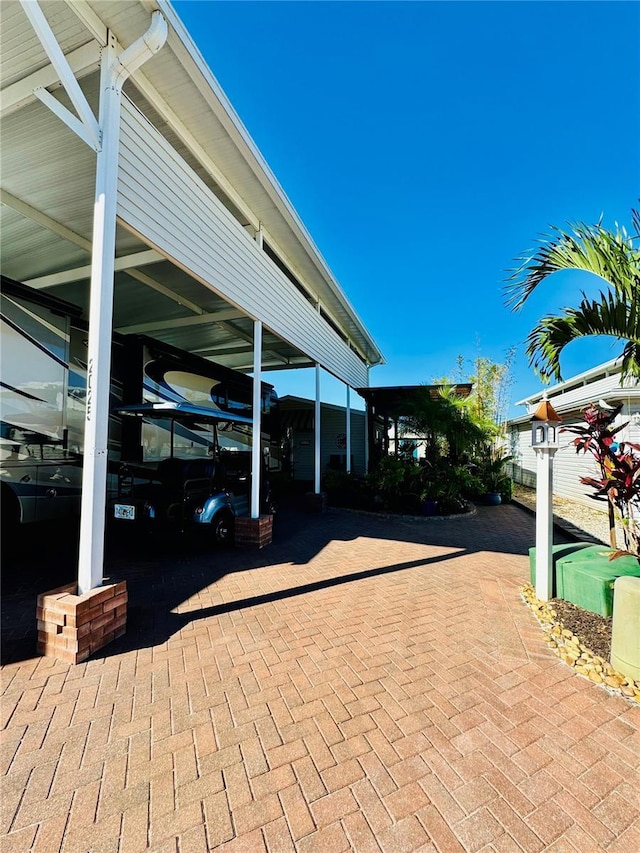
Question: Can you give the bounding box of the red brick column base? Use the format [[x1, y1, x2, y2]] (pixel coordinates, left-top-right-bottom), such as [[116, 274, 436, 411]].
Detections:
[[304, 491, 328, 513], [234, 515, 273, 549], [37, 581, 127, 665]]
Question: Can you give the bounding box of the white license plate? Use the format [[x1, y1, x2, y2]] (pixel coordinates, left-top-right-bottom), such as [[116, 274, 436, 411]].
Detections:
[[114, 504, 135, 520]]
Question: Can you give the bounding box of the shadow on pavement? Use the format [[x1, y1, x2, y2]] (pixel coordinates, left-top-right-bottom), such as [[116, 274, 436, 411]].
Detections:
[[2, 501, 565, 665]]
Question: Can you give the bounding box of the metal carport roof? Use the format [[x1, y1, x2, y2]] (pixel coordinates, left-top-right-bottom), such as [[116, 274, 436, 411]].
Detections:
[[0, 0, 383, 379]]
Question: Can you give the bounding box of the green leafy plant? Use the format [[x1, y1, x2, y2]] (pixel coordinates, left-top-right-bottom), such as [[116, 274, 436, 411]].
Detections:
[[322, 469, 372, 510], [477, 450, 513, 497]]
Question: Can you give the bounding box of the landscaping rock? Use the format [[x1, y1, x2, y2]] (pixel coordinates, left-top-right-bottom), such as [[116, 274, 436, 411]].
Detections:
[[521, 582, 640, 704]]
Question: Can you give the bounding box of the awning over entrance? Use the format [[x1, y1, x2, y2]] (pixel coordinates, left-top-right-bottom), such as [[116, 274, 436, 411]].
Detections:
[[357, 384, 473, 467]]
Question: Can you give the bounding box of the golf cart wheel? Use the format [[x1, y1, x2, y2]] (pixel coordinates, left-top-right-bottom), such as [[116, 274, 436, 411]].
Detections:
[[212, 511, 233, 545]]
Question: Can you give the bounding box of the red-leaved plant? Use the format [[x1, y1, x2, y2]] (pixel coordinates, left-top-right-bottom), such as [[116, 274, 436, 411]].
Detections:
[[562, 403, 640, 558]]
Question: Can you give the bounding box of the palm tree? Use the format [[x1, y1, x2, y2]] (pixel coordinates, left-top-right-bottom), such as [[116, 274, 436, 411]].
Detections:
[[505, 207, 640, 382], [402, 385, 492, 466]]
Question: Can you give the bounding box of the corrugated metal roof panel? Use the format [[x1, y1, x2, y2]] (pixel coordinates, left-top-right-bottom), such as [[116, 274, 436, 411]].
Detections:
[[1, 0, 382, 376]]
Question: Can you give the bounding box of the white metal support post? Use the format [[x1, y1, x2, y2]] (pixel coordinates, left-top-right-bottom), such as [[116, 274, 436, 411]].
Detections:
[[77, 14, 167, 594], [346, 385, 352, 474], [251, 319, 263, 519], [315, 364, 321, 494], [534, 444, 557, 601], [364, 367, 370, 474]]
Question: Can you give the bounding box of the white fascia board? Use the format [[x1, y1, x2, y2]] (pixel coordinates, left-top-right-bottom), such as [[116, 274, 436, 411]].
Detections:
[[154, 0, 383, 367], [128, 73, 260, 233], [515, 358, 624, 407]]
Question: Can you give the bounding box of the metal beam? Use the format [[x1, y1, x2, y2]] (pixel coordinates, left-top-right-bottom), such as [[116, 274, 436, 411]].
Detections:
[[116, 307, 244, 335], [24, 249, 164, 288], [63, 0, 108, 44], [217, 319, 286, 365], [258, 358, 314, 371], [0, 189, 92, 252], [0, 41, 100, 117], [191, 344, 254, 357], [124, 268, 204, 316]]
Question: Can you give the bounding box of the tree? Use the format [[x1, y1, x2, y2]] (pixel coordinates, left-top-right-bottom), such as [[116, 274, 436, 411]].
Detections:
[[505, 208, 640, 382], [436, 348, 516, 444], [402, 385, 492, 466]]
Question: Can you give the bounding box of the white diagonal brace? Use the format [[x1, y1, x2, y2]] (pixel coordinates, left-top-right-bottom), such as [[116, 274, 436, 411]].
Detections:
[[21, 0, 101, 149], [33, 85, 98, 150], [0, 42, 100, 118]]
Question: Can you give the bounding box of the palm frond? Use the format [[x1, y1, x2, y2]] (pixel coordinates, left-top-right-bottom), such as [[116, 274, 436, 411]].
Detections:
[[505, 215, 640, 310], [525, 290, 640, 382]]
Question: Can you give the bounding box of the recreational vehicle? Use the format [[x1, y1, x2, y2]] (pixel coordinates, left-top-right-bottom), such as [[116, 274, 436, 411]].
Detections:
[[1, 277, 279, 545]]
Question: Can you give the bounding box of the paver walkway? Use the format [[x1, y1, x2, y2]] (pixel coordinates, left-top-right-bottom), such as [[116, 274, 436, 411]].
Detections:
[[1, 504, 639, 852]]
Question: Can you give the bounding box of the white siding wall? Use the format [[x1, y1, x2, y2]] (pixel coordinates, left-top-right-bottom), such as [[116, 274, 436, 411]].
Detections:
[[117, 99, 369, 389], [292, 408, 366, 481], [508, 399, 640, 511]]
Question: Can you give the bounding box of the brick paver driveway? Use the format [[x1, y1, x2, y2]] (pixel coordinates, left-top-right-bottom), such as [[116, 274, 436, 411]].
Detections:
[[2, 503, 639, 852]]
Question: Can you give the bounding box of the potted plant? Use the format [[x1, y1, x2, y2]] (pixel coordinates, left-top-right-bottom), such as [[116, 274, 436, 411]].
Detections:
[[479, 451, 512, 506]]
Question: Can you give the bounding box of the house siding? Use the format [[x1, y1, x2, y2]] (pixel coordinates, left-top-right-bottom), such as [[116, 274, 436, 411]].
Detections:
[[507, 370, 640, 512], [117, 99, 369, 389], [290, 407, 366, 481]]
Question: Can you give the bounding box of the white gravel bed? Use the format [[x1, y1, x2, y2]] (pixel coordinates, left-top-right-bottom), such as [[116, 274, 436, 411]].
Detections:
[[512, 484, 625, 547]]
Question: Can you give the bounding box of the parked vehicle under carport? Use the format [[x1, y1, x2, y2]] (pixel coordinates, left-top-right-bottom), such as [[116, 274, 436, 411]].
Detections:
[[111, 402, 273, 545]]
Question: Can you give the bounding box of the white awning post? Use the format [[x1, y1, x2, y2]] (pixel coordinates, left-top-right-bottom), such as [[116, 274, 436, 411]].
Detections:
[[251, 319, 262, 519], [315, 364, 321, 493], [78, 15, 167, 594], [77, 35, 120, 595], [346, 385, 352, 474], [364, 367, 370, 474]]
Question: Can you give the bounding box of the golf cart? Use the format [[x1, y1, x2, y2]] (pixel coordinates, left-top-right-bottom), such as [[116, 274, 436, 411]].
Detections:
[[111, 402, 273, 545]]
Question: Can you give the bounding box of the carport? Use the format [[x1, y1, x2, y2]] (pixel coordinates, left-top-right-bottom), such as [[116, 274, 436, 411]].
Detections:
[[1, 0, 382, 656]]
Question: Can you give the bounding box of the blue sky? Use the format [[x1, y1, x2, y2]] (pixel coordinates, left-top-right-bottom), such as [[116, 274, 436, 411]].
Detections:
[[174, 0, 639, 417]]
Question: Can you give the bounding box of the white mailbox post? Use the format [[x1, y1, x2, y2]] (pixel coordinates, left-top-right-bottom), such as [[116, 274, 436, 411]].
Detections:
[[531, 397, 562, 601]]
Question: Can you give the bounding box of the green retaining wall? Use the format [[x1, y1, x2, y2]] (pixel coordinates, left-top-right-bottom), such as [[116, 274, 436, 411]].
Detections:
[[529, 543, 640, 616]]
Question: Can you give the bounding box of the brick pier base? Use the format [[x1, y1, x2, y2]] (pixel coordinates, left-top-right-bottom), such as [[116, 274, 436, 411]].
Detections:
[[37, 581, 128, 665], [304, 491, 328, 513], [234, 515, 273, 549]]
